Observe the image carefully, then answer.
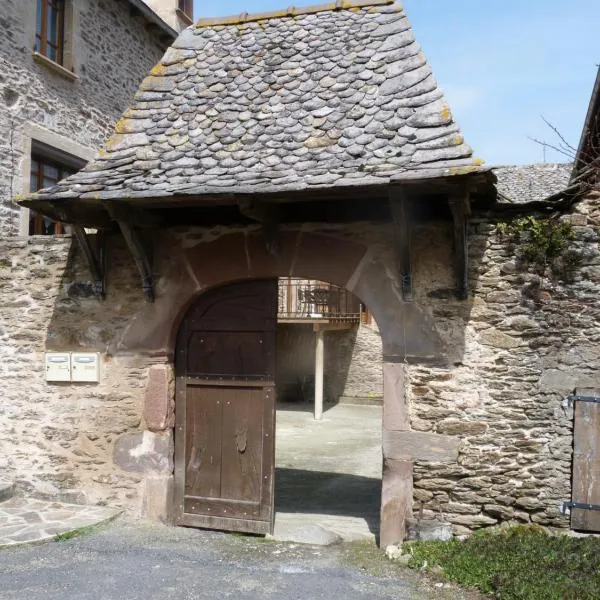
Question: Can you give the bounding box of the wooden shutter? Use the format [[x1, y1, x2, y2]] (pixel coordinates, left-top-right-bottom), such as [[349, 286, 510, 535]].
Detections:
[[571, 397, 600, 531]]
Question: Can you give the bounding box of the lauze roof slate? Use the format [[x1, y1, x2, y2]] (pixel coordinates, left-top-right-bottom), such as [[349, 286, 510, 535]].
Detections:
[[29, 0, 487, 204]]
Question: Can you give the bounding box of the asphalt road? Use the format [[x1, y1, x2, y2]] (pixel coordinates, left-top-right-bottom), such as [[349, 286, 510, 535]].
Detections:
[[0, 519, 482, 600]]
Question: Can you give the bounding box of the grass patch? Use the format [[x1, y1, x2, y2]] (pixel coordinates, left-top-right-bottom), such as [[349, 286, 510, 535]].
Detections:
[[54, 523, 104, 542], [403, 525, 600, 599]]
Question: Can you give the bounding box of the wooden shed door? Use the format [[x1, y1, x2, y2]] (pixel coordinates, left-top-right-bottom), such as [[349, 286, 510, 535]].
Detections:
[[174, 279, 277, 535], [571, 397, 600, 531]]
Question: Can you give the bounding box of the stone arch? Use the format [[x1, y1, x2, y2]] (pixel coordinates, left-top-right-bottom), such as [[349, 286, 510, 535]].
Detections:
[[127, 227, 449, 546]]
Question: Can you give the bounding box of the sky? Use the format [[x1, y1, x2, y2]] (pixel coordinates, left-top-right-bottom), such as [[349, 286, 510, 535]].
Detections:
[[192, 0, 600, 166]]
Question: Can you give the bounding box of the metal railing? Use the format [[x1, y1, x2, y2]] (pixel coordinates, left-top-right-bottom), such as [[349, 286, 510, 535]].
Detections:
[[277, 278, 362, 322]]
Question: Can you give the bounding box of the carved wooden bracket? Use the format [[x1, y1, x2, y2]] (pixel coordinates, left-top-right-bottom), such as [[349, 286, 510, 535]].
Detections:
[[448, 188, 471, 300], [72, 226, 106, 298], [389, 187, 413, 301], [54, 207, 106, 298], [238, 199, 280, 256], [105, 202, 155, 302]]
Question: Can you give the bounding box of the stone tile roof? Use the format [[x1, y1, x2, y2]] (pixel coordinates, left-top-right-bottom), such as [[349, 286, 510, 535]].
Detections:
[[30, 0, 488, 203], [492, 163, 572, 204]]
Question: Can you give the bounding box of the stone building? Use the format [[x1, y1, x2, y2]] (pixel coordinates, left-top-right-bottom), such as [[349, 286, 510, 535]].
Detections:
[[0, 0, 179, 495], [0, 0, 184, 235], [7, 0, 600, 545]]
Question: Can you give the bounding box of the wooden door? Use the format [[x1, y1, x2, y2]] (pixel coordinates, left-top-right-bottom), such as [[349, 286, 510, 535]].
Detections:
[[571, 397, 600, 531], [174, 279, 277, 534]]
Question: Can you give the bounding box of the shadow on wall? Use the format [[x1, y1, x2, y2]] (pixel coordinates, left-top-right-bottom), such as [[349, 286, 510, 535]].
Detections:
[[276, 323, 359, 405], [275, 467, 381, 535]]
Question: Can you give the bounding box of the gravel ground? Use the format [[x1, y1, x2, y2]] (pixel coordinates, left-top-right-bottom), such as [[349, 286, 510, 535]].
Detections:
[[0, 518, 485, 600]]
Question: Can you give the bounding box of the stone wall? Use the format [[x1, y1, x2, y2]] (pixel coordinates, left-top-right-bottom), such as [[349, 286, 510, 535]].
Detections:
[[1, 200, 599, 534], [276, 322, 383, 404], [0, 0, 169, 233], [0, 235, 152, 508], [405, 191, 600, 535]]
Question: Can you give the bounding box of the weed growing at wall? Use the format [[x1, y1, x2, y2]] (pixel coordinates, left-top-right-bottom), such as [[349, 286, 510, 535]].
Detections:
[[496, 216, 581, 282]]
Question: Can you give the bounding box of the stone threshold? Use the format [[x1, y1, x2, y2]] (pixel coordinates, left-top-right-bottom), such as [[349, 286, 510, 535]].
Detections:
[[0, 497, 121, 548]]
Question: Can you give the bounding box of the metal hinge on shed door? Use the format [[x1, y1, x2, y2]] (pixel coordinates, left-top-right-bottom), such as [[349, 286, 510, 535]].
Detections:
[[563, 394, 600, 523], [566, 394, 600, 407]]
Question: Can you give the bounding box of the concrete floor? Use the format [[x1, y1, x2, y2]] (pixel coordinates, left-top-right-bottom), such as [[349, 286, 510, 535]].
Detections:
[[273, 402, 382, 544]]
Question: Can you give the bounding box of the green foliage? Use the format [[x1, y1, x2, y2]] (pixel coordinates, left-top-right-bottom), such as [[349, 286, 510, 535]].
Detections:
[[404, 525, 600, 599], [54, 523, 99, 542], [496, 216, 579, 281]]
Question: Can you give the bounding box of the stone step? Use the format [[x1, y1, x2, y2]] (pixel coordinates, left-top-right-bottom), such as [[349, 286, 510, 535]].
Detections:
[[337, 395, 383, 406], [0, 482, 14, 503]]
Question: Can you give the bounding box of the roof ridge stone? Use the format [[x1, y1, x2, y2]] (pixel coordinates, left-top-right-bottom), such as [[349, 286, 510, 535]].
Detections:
[[194, 0, 396, 28]]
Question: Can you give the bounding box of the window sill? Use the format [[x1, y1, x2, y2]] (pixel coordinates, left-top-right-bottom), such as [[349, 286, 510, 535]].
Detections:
[[176, 8, 193, 25], [33, 52, 78, 82]]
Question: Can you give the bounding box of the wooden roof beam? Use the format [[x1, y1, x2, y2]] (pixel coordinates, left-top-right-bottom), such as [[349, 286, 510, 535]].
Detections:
[[389, 186, 413, 302], [448, 186, 471, 300]]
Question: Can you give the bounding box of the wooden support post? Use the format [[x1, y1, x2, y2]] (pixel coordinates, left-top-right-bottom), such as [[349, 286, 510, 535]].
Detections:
[[72, 226, 106, 298], [314, 328, 324, 420], [389, 187, 412, 301], [448, 188, 471, 300], [105, 202, 155, 301]]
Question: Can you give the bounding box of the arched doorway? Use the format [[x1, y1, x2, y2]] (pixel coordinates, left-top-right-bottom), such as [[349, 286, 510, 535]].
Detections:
[[174, 279, 278, 534], [173, 275, 384, 540], [124, 228, 449, 547]]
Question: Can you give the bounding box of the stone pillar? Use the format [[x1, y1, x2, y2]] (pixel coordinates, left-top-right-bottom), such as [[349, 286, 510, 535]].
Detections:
[[380, 362, 413, 548], [139, 363, 175, 521], [144, 364, 174, 432], [314, 329, 325, 420], [380, 457, 413, 548]]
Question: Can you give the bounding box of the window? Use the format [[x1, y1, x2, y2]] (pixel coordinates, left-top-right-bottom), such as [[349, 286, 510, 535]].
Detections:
[[35, 0, 65, 65], [29, 155, 74, 235], [178, 0, 193, 19]]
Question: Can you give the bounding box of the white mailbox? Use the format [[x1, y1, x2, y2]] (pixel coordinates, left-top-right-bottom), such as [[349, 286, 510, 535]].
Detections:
[[45, 353, 71, 382], [71, 352, 100, 383]]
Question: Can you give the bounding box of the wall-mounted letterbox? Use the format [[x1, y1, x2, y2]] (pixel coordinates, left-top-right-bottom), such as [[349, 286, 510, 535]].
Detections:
[[45, 353, 71, 382], [71, 352, 100, 383]]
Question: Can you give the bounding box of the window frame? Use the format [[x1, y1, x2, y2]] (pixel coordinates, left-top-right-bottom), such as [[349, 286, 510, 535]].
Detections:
[[28, 141, 86, 236], [178, 0, 193, 20], [35, 0, 66, 66]]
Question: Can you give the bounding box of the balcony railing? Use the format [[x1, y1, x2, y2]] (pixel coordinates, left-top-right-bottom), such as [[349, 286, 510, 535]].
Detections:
[[277, 278, 362, 322]]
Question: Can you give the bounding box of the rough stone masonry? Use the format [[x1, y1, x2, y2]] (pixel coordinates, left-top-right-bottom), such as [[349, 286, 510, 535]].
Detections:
[[2, 188, 600, 534]]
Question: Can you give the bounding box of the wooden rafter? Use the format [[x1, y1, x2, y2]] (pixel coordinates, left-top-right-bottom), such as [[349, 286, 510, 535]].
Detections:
[[389, 186, 413, 301], [448, 187, 471, 300], [104, 200, 162, 229]]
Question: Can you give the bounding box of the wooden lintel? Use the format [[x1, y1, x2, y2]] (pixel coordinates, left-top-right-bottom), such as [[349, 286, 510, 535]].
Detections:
[[448, 188, 471, 300], [72, 226, 106, 298], [104, 200, 162, 228], [117, 220, 155, 302], [388, 187, 413, 301], [238, 199, 280, 256]]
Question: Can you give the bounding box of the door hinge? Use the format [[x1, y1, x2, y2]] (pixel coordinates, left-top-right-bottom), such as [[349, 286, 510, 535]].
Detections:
[[562, 501, 600, 513], [566, 394, 600, 408]]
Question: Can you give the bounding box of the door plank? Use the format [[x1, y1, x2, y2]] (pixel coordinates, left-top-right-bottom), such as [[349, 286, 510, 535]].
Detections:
[[185, 387, 222, 498], [572, 400, 600, 531], [220, 387, 264, 505]]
